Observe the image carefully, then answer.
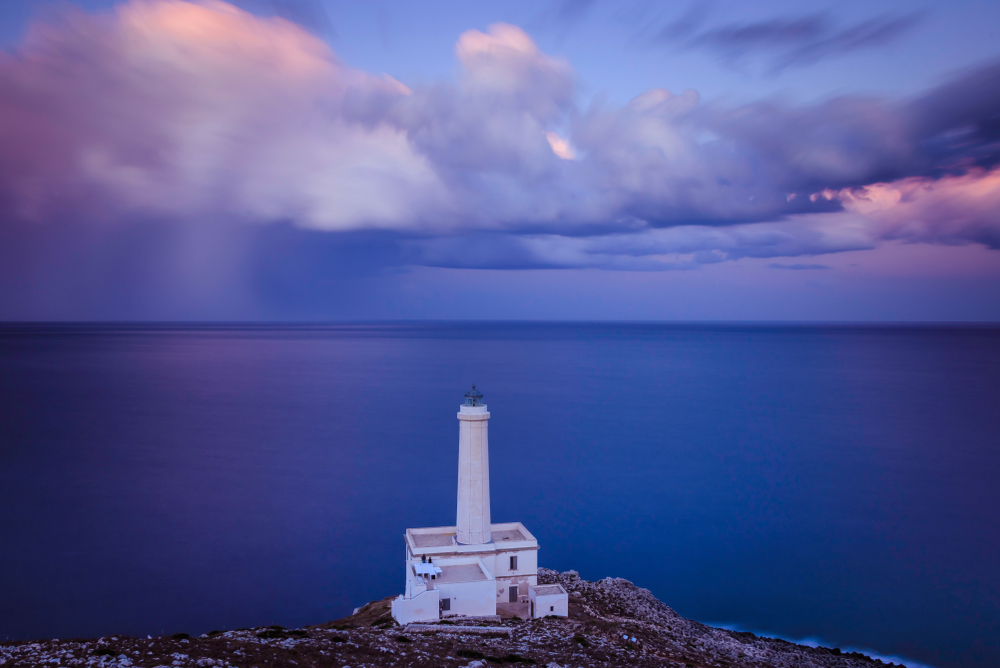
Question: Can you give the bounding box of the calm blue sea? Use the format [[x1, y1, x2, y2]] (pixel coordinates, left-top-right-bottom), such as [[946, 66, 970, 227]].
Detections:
[[1, 323, 998, 668]]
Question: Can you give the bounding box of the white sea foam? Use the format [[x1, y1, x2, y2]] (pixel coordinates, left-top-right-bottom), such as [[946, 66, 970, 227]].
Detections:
[[706, 622, 939, 668]]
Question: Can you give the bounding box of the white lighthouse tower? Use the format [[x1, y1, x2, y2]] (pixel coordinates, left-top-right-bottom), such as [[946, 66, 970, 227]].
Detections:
[[390, 386, 567, 624], [457, 385, 491, 545]]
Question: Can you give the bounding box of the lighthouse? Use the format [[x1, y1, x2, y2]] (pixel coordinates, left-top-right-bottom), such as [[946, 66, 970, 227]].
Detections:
[[390, 386, 568, 624], [457, 385, 491, 545]]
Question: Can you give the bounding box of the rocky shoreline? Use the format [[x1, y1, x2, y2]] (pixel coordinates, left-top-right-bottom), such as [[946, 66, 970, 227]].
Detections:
[[0, 569, 909, 668]]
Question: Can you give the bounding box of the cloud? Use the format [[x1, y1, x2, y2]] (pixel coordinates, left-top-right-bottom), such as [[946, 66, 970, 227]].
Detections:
[[767, 263, 831, 270], [406, 213, 875, 270], [0, 0, 447, 231], [546, 132, 575, 160], [0, 0, 999, 318], [659, 9, 924, 73], [832, 168, 1000, 249], [0, 0, 924, 238], [0, 0, 994, 238], [905, 58, 1000, 171]]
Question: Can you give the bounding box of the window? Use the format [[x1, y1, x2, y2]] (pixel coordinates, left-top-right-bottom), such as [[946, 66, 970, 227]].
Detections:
[[510, 555, 517, 571], [550, 606, 554, 612], [509, 585, 518, 603], [441, 598, 450, 611]]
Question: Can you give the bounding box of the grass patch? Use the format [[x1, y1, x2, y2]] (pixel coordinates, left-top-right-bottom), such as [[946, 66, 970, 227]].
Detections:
[[330, 636, 347, 643], [92, 648, 116, 657], [573, 635, 589, 647], [171, 633, 190, 640], [394, 636, 412, 643], [457, 649, 485, 660]]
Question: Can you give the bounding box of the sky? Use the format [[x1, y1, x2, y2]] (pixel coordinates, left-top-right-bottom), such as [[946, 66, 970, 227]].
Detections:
[[0, 0, 999, 320]]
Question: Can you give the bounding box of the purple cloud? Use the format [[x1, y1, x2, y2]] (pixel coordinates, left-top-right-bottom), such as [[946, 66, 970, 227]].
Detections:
[[767, 263, 831, 270], [657, 10, 925, 73]]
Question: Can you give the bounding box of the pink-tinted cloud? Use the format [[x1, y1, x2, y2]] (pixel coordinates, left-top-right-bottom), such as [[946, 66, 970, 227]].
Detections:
[[0, 0, 445, 230], [832, 168, 1000, 249]]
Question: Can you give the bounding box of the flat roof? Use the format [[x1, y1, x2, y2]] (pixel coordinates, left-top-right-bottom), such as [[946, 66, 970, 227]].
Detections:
[[531, 585, 566, 596], [412, 532, 456, 548], [406, 523, 538, 554], [438, 563, 489, 584], [492, 528, 525, 542]]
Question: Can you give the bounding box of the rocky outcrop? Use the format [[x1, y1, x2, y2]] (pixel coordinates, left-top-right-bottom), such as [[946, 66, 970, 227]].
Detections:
[[537, 568, 898, 668], [0, 570, 909, 668]]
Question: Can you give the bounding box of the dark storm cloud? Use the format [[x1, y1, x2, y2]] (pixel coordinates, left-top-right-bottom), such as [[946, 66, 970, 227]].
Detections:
[[659, 9, 924, 72], [906, 59, 1000, 171], [403, 215, 874, 270]]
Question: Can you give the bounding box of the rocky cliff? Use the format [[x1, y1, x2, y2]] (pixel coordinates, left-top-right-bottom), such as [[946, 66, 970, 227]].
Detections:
[[0, 569, 908, 668]]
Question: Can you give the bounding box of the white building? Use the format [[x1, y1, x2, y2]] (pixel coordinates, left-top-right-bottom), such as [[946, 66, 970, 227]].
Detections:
[[391, 386, 568, 624]]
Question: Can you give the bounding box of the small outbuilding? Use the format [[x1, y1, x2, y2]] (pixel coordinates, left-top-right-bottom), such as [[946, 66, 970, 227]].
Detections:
[[529, 583, 568, 619]]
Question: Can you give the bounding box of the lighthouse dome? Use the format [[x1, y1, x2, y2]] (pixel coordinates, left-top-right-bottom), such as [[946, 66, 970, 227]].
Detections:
[[464, 384, 484, 406]]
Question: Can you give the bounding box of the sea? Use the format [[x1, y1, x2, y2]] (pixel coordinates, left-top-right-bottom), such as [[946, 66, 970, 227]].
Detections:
[[1, 323, 997, 668]]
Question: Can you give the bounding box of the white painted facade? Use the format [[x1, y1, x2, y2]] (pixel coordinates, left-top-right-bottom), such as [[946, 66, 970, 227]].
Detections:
[[404, 522, 539, 610], [391, 387, 567, 623], [390, 589, 439, 624]]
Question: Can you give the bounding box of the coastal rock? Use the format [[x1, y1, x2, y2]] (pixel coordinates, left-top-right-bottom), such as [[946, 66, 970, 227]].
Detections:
[[0, 569, 908, 668]]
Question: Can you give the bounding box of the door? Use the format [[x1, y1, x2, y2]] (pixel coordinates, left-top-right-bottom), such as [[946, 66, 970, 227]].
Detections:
[[509, 584, 518, 603]]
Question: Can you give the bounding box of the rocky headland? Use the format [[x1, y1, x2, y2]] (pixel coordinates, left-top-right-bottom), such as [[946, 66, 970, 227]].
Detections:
[[0, 569, 909, 668]]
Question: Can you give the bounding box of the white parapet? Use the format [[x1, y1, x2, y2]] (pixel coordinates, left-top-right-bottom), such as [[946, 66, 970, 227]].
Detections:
[[391, 589, 440, 625], [456, 403, 491, 545]]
